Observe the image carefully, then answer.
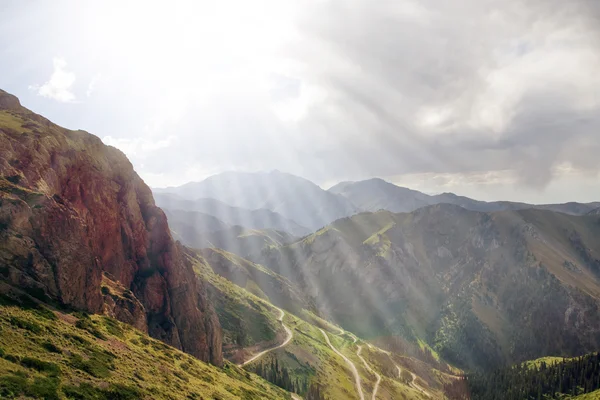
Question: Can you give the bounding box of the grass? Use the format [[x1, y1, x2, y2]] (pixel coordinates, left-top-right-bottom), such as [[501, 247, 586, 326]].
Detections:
[[523, 356, 568, 369], [0, 301, 292, 399], [573, 390, 600, 399], [188, 252, 282, 349], [0, 110, 26, 133]]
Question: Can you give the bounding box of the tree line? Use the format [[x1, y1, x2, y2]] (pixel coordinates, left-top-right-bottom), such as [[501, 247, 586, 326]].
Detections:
[[444, 352, 600, 400], [247, 358, 327, 399]]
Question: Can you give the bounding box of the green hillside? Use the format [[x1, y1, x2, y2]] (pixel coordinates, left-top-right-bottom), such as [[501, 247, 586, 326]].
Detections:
[[0, 291, 290, 400]]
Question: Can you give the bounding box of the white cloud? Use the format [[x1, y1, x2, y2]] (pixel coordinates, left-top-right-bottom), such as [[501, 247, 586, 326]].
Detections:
[[101, 135, 174, 158], [30, 57, 76, 102], [86, 74, 101, 97]]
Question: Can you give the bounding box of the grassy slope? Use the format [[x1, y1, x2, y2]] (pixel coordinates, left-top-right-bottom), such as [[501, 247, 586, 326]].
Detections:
[[574, 390, 600, 399], [187, 250, 283, 355], [0, 297, 290, 400]]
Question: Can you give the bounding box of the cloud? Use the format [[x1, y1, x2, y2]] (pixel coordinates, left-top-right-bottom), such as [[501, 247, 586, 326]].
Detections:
[[86, 74, 101, 97], [274, 0, 600, 187], [30, 57, 76, 102], [8, 0, 599, 200], [101, 135, 174, 158]]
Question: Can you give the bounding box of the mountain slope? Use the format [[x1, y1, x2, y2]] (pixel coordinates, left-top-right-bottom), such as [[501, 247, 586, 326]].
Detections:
[[155, 171, 360, 230], [164, 208, 230, 241], [0, 292, 289, 399], [167, 213, 297, 259], [329, 178, 433, 213], [155, 192, 310, 236], [331, 178, 600, 215], [0, 89, 221, 365], [252, 205, 600, 370]]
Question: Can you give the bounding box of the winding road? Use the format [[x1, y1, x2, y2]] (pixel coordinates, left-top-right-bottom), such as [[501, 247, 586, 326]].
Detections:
[[396, 365, 431, 398], [319, 328, 365, 400], [325, 327, 431, 400], [238, 307, 293, 367], [357, 345, 381, 400]]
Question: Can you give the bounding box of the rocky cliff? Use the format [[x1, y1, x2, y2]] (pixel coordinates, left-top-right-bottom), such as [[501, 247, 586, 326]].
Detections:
[[0, 89, 222, 366]]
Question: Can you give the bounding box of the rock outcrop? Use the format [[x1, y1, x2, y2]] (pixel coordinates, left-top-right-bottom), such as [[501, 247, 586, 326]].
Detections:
[[0, 89, 222, 366]]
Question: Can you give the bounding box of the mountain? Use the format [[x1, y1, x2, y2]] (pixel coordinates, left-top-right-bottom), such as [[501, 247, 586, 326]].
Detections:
[[164, 208, 230, 239], [155, 171, 360, 230], [0, 89, 222, 366], [164, 209, 297, 259], [329, 178, 433, 213], [587, 207, 600, 216], [154, 192, 310, 236], [251, 205, 600, 370], [330, 178, 600, 215]]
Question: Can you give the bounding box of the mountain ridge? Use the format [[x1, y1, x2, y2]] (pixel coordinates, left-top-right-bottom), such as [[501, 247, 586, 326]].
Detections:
[[330, 177, 600, 215], [154, 170, 360, 230]]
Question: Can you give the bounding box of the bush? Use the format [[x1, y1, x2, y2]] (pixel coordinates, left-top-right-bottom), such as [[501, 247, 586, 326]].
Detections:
[[0, 373, 28, 398], [20, 357, 61, 376], [41, 341, 62, 354], [0, 373, 59, 400], [66, 333, 90, 346], [3, 354, 20, 363], [10, 316, 42, 333], [33, 306, 58, 321], [27, 377, 59, 400], [63, 382, 142, 400], [75, 318, 107, 340], [102, 317, 124, 338], [69, 353, 113, 378], [174, 370, 189, 382], [105, 383, 142, 400]]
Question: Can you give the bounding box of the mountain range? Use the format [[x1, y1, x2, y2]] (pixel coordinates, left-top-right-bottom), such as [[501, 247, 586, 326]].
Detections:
[[2, 87, 600, 399], [155, 175, 600, 243]]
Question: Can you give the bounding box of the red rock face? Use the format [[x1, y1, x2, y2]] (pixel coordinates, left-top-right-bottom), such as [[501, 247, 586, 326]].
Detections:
[[0, 89, 222, 366]]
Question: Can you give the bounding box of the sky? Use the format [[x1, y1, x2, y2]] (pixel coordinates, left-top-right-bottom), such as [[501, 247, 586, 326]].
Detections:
[[1, 0, 599, 203]]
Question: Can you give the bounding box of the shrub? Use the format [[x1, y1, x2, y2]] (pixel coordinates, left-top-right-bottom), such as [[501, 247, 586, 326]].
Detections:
[[63, 383, 142, 400], [174, 370, 189, 382], [20, 357, 61, 376], [4, 354, 20, 363], [0, 373, 28, 397], [9, 316, 42, 333], [105, 383, 142, 400], [69, 353, 113, 378], [0, 373, 59, 400], [41, 341, 62, 354], [75, 318, 107, 340], [33, 306, 57, 321], [62, 382, 102, 399], [6, 175, 21, 184], [27, 377, 59, 400], [101, 286, 110, 295], [102, 317, 124, 338]]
